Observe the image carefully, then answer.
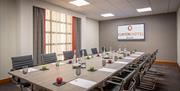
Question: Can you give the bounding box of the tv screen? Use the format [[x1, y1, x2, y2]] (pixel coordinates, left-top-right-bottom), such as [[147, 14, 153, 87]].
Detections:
[[118, 24, 145, 40]]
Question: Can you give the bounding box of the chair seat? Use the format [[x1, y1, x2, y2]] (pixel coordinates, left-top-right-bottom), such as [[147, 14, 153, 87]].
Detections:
[[104, 85, 121, 91], [13, 77, 31, 88], [117, 71, 131, 78], [21, 82, 31, 87], [103, 78, 123, 91]]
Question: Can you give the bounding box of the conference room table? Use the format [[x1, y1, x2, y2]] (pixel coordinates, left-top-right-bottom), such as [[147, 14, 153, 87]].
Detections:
[[9, 52, 145, 91]]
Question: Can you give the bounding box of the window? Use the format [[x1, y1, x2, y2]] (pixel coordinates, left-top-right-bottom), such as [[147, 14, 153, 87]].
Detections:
[[45, 9, 73, 60]]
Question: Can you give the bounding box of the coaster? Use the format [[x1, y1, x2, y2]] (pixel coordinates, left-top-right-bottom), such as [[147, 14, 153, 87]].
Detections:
[[39, 68, 49, 71], [53, 81, 66, 87], [87, 69, 97, 72]]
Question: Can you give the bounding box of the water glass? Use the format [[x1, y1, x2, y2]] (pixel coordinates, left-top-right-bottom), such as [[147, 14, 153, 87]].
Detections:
[[102, 59, 106, 66], [22, 66, 28, 74], [75, 67, 81, 76]]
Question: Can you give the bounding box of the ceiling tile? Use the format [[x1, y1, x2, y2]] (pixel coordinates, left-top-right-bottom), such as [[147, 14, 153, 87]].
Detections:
[[150, 0, 170, 13], [169, 0, 180, 12], [43, 0, 179, 21]]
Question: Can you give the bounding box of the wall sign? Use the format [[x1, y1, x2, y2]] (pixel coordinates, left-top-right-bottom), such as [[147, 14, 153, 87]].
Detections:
[[118, 24, 145, 40]]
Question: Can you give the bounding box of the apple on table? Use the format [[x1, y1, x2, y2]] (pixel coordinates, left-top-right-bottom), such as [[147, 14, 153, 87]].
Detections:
[[56, 77, 63, 84], [68, 60, 72, 64], [108, 60, 112, 64]]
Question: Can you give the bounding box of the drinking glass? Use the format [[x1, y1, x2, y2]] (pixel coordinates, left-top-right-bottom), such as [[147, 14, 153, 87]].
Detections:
[[102, 59, 106, 67], [22, 66, 28, 74], [75, 67, 81, 76], [80, 54, 85, 67]]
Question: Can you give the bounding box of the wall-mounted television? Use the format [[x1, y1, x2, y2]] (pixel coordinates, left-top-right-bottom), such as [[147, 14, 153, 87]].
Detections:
[[118, 24, 145, 40]]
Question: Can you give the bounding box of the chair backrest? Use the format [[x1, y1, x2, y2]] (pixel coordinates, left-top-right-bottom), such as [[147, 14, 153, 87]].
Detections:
[[41, 53, 57, 64], [91, 48, 98, 54], [123, 70, 137, 91], [123, 70, 136, 82], [11, 55, 33, 70], [79, 49, 88, 57], [127, 78, 136, 91], [63, 51, 74, 60], [140, 54, 152, 76], [113, 69, 136, 91]]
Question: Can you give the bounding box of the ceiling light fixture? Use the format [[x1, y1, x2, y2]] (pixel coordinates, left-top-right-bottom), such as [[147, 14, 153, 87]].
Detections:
[[136, 7, 152, 13], [69, 0, 90, 6], [101, 13, 114, 17]]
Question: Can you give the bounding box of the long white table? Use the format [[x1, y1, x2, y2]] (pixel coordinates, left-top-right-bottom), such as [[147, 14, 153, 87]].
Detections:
[[9, 52, 144, 91]]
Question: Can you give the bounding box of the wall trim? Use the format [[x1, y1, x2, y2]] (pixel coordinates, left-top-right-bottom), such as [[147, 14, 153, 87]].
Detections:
[[155, 60, 177, 64], [0, 78, 11, 85]]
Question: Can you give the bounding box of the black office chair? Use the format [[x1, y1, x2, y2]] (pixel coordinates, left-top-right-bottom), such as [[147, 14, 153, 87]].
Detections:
[[125, 54, 150, 87], [103, 69, 137, 91], [11, 55, 34, 91], [136, 53, 157, 90], [41, 53, 57, 64], [79, 49, 88, 57], [91, 48, 98, 54], [63, 51, 74, 60]]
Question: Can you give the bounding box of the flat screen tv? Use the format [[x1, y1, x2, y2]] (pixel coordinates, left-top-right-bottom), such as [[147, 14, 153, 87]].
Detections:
[[118, 24, 145, 40]]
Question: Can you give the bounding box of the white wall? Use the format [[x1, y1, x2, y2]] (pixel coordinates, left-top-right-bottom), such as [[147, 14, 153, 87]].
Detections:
[[0, 0, 99, 80], [0, 0, 20, 79], [177, 7, 180, 66], [85, 18, 99, 54]]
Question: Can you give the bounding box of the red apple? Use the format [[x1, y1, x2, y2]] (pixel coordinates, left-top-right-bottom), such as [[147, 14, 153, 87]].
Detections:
[[69, 60, 72, 64], [56, 77, 63, 84], [97, 54, 100, 57], [108, 60, 112, 64]]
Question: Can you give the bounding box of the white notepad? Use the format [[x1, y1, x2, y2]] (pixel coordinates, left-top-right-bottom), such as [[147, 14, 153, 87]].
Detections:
[[20, 68, 38, 72], [69, 78, 97, 89], [51, 62, 65, 65], [135, 52, 144, 55], [131, 54, 141, 57], [115, 61, 129, 64], [98, 68, 117, 73], [124, 57, 136, 60]]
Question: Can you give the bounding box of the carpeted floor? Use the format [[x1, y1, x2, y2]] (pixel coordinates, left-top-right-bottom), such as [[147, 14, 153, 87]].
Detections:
[[137, 64, 180, 91], [0, 64, 180, 91]]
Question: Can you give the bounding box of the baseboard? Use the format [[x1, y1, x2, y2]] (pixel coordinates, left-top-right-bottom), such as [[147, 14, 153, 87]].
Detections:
[[155, 60, 177, 65], [0, 78, 11, 85]]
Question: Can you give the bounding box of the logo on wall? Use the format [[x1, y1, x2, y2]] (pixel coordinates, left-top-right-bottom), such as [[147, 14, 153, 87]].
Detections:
[[118, 24, 145, 40], [128, 25, 132, 31]]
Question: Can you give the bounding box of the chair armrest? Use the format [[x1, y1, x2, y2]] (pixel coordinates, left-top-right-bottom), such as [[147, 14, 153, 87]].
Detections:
[[111, 76, 124, 81], [123, 69, 133, 73], [10, 69, 15, 71], [126, 67, 136, 70], [106, 80, 123, 86]]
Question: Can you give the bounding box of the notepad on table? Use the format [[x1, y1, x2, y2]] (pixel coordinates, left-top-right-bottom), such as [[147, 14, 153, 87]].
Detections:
[[20, 68, 38, 72], [135, 52, 144, 55], [69, 78, 97, 89], [98, 68, 117, 73], [51, 62, 65, 65], [115, 61, 129, 64], [124, 57, 136, 60], [131, 54, 141, 57]]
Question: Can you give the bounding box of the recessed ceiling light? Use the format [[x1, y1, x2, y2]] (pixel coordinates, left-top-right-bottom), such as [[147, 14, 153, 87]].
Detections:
[[136, 7, 152, 13], [101, 13, 114, 17], [69, 0, 90, 6]]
